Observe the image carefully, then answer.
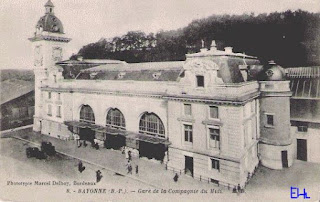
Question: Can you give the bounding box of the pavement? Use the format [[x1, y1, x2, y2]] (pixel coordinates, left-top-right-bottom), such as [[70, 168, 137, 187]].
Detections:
[[2, 127, 320, 201], [6, 128, 229, 191]]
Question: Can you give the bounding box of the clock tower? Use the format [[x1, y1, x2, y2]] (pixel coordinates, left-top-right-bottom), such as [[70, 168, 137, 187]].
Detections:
[[29, 0, 71, 132]]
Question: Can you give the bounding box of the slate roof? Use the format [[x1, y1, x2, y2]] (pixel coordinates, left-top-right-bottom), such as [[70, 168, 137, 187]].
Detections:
[[0, 79, 34, 105], [76, 61, 185, 82]]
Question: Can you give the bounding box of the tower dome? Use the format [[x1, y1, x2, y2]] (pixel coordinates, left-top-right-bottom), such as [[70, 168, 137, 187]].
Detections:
[[36, 0, 64, 34], [264, 60, 286, 81]]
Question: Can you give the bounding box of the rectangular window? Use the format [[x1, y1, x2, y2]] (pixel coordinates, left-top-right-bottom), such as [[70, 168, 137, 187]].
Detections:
[[56, 106, 61, 118], [297, 125, 308, 132], [184, 124, 193, 143], [266, 114, 274, 126], [211, 159, 220, 170], [48, 92, 51, 99], [57, 93, 61, 100], [209, 106, 219, 119], [209, 128, 220, 149], [196, 75, 204, 87], [47, 105, 52, 116], [184, 104, 192, 116]]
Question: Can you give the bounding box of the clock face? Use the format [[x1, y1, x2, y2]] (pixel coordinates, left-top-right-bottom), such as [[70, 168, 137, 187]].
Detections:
[[34, 46, 43, 66], [52, 47, 63, 62]]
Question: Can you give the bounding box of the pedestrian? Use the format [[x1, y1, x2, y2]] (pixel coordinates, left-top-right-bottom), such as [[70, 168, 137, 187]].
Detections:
[[128, 150, 132, 161], [173, 173, 179, 182], [135, 165, 139, 175], [125, 148, 129, 160], [127, 160, 132, 174], [96, 170, 103, 183], [74, 134, 81, 147], [237, 184, 241, 193], [78, 161, 85, 173]]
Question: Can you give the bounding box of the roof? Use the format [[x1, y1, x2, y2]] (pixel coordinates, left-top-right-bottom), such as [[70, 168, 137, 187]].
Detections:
[[287, 66, 320, 99], [76, 61, 185, 82], [83, 61, 184, 72], [37, 13, 64, 33], [287, 66, 320, 78], [45, 0, 54, 7], [57, 59, 126, 79], [0, 79, 34, 105]]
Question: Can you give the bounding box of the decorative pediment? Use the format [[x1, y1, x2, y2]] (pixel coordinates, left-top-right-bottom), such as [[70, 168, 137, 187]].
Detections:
[[183, 59, 219, 71]]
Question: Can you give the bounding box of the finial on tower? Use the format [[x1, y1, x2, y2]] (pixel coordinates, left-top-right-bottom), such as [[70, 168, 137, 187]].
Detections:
[[45, 0, 54, 14]]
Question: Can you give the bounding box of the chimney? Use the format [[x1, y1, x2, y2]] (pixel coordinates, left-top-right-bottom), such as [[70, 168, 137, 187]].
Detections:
[[224, 47, 233, 53], [268, 60, 276, 65], [210, 40, 217, 51]]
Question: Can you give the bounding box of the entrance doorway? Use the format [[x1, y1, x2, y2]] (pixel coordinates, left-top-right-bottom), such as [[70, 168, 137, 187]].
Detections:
[[79, 128, 95, 143], [297, 139, 307, 161], [139, 141, 166, 161], [281, 150, 288, 168], [185, 156, 194, 177], [104, 134, 125, 150]]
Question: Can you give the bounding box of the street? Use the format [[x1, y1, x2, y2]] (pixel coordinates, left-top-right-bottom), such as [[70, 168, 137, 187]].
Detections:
[[1, 134, 320, 202]]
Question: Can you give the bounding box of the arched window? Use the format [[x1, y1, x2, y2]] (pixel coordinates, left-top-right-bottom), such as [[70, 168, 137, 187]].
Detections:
[[80, 105, 95, 123], [139, 113, 165, 138], [106, 108, 126, 129]]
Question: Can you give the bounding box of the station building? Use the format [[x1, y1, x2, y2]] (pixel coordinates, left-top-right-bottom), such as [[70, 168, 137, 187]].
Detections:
[[30, 1, 297, 187]]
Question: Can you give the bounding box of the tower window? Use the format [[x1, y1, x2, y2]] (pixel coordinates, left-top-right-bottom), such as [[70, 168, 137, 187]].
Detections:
[[196, 75, 204, 87], [48, 92, 51, 99], [266, 114, 274, 126]]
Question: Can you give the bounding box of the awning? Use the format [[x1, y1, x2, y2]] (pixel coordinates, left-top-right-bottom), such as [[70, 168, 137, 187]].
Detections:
[[64, 121, 171, 145], [64, 121, 126, 136]]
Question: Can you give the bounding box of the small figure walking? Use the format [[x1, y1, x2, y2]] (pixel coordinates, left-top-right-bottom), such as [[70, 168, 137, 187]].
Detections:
[[96, 170, 103, 183], [75, 134, 81, 147], [128, 150, 132, 161], [173, 173, 179, 182], [135, 165, 139, 175], [237, 184, 241, 194], [78, 161, 85, 173], [127, 161, 132, 174]]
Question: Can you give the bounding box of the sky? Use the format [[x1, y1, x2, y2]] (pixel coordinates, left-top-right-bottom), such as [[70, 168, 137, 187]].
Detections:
[[0, 0, 319, 70]]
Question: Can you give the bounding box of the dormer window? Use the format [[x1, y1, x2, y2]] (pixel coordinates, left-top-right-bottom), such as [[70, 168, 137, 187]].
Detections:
[[152, 72, 161, 80], [196, 75, 204, 87], [118, 72, 126, 79], [89, 72, 98, 79]]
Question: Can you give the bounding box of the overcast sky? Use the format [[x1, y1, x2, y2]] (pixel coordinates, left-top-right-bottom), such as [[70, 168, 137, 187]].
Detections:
[[0, 0, 319, 70]]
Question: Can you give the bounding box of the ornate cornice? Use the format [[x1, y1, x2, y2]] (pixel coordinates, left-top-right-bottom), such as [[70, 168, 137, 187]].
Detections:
[[41, 87, 260, 106], [29, 35, 71, 42]]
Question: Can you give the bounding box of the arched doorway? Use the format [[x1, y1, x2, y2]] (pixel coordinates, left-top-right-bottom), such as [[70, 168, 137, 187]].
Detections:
[[138, 112, 166, 161], [79, 105, 95, 143], [105, 108, 126, 150]]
